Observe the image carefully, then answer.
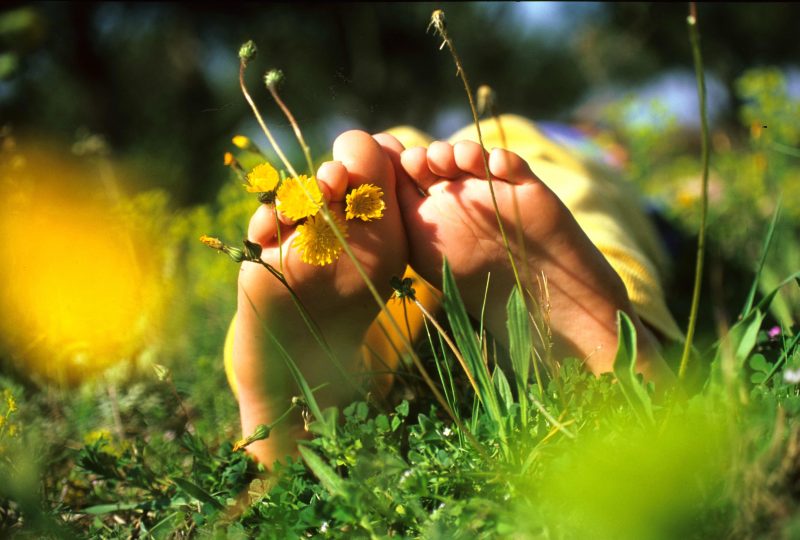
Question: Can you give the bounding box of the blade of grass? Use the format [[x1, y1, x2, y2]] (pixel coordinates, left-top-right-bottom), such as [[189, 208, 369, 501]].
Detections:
[[241, 290, 332, 438], [428, 10, 523, 296], [761, 332, 800, 386], [507, 287, 532, 425], [442, 259, 506, 445], [741, 199, 782, 318]]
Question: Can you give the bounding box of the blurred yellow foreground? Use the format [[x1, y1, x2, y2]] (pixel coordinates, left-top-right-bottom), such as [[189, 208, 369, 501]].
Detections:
[[0, 139, 162, 384]]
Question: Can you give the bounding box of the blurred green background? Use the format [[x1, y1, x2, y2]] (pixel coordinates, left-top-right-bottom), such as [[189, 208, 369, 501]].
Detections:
[[2, 1, 800, 385], [3, 2, 799, 205], [0, 5, 799, 536]]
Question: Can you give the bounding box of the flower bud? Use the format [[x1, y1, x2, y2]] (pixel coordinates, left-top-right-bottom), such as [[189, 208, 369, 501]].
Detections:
[[199, 235, 224, 250], [476, 85, 497, 117], [232, 135, 263, 155], [291, 396, 306, 407], [264, 69, 284, 90], [153, 363, 171, 382], [232, 423, 271, 451], [238, 40, 257, 65], [429, 9, 446, 35]]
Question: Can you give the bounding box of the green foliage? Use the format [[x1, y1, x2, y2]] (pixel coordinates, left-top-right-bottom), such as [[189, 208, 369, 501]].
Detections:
[[1, 15, 799, 539], [612, 311, 654, 425]]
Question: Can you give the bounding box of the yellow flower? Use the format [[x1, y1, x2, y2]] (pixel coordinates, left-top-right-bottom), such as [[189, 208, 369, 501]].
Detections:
[[277, 175, 323, 220], [244, 163, 280, 193], [345, 184, 385, 221], [293, 213, 347, 266], [232, 135, 261, 153], [3, 390, 15, 413], [199, 235, 224, 250]]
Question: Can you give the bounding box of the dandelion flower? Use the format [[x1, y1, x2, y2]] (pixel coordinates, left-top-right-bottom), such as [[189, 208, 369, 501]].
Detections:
[[277, 175, 323, 220], [244, 163, 279, 193], [346, 183, 385, 221], [293, 213, 347, 266]]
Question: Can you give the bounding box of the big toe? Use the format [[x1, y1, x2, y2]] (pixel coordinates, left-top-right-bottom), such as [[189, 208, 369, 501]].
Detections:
[[332, 130, 395, 194]]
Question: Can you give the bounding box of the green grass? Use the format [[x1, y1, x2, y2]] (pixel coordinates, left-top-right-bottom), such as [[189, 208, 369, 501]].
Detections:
[[1, 17, 800, 540]]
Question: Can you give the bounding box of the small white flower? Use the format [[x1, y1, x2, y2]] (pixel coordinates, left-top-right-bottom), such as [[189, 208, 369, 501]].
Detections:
[[442, 427, 452, 437], [401, 469, 413, 481], [784, 368, 800, 384], [320, 521, 329, 533]]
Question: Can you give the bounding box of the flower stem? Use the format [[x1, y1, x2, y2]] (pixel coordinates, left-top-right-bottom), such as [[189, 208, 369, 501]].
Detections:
[[678, 2, 710, 381], [239, 61, 299, 178], [429, 11, 523, 297], [243, 46, 485, 456], [431, 12, 548, 398], [267, 84, 316, 177], [255, 259, 365, 398], [410, 297, 480, 397]]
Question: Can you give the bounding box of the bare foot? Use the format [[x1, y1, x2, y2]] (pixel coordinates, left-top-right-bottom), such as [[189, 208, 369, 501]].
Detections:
[[377, 136, 672, 383], [233, 130, 407, 465]]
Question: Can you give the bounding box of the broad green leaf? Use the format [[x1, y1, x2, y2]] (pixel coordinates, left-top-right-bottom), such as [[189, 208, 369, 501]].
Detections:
[[761, 331, 800, 386], [612, 311, 654, 425], [713, 270, 800, 385], [735, 310, 765, 364], [749, 353, 769, 374], [82, 502, 141, 515], [172, 478, 224, 510], [712, 308, 764, 370], [307, 405, 338, 435], [298, 446, 346, 497], [492, 366, 514, 416]]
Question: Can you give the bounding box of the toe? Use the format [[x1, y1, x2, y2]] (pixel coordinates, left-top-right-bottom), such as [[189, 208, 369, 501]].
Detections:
[[488, 148, 540, 185], [453, 140, 490, 179], [373, 132, 405, 157], [374, 132, 420, 202], [400, 147, 438, 192], [247, 204, 279, 246], [316, 160, 348, 203], [332, 130, 394, 191], [427, 141, 460, 178]]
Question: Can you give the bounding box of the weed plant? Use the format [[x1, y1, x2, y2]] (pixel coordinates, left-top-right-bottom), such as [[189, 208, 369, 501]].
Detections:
[[0, 5, 799, 539]]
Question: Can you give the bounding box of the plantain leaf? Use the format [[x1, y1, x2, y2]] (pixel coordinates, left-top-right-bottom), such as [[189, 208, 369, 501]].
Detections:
[[172, 478, 224, 510], [612, 311, 654, 425], [82, 502, 141, 515], [492, 366, 514, 416], [299, 446, 346, 497]]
